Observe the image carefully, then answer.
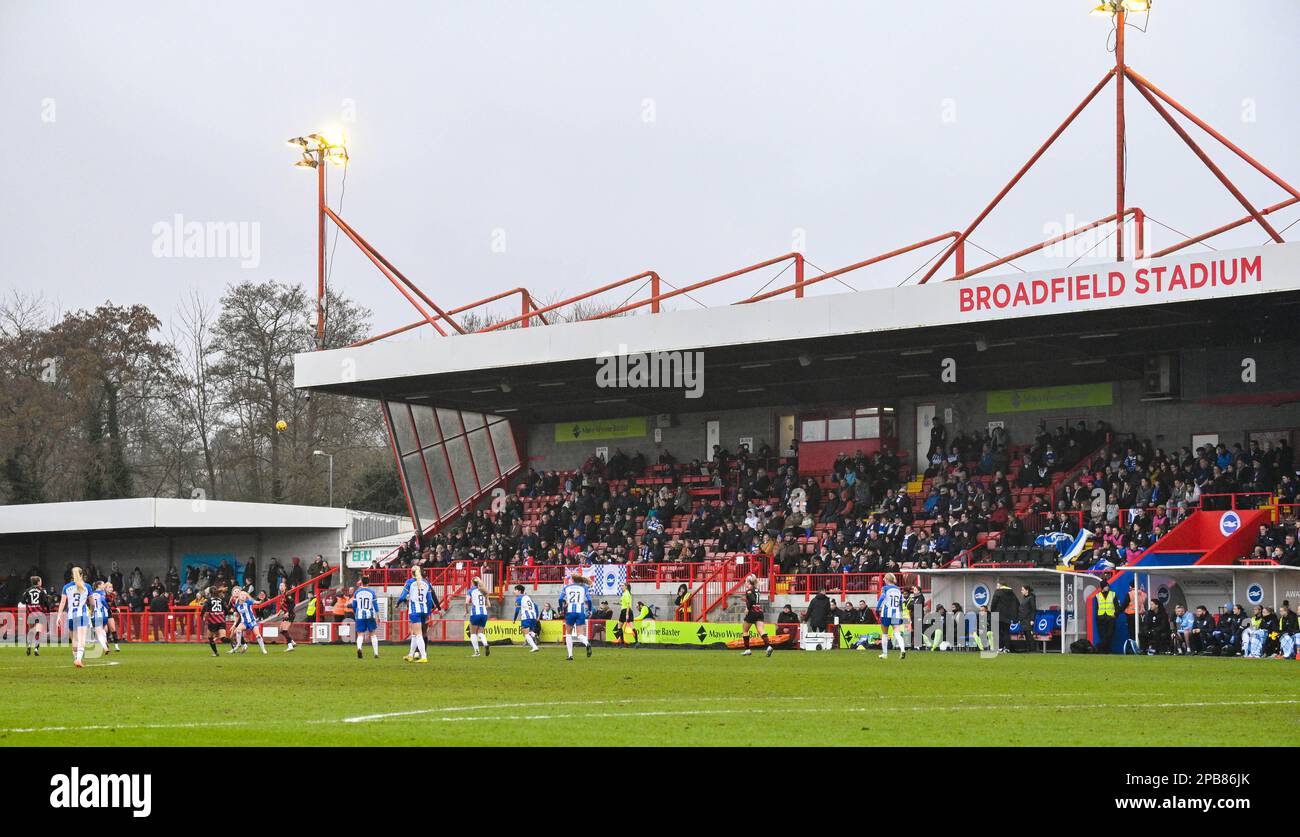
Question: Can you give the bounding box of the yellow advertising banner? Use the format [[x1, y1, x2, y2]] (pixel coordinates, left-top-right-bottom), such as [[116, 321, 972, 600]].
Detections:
[[475, 619, 771, 646], [986, 382, 1113, 414], [554, 417, 647, 442]]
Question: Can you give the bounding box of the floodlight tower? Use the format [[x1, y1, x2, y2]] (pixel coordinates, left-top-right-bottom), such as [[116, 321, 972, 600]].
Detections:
[[1090, 0, 1151, 260], [287, 132, 349, 348]]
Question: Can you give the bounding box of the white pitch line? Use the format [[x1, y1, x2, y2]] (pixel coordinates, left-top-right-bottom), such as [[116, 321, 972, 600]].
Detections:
[[0, 660, 120, 672], [2, 696, 1291, 736], [332, 693, 1063, 724], [362, 698, 1300, 725], [0, 719, 246, 734]]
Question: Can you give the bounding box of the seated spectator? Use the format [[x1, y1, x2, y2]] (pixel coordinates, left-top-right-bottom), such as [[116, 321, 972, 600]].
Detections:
[[1142, 601, 1171, 655], [1190, 605, 1216, 655], [1170, 604, 1193, 655]]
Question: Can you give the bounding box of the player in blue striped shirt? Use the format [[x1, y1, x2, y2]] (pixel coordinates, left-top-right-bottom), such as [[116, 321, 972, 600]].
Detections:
[[230, 588, 267, 654], [559, 574, 593, 661], [875, 572, 907, 660], [398, 566, 439, 663], [90, 582, 111, 656], [466, 577, 491, 658], [55, 566, 91, 668], [350, 584, 380, 659], [512, 584, 541, 652]]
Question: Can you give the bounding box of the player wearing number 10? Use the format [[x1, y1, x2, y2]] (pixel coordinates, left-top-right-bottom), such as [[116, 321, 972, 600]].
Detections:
[[513, 584, 541, 652], [351, 584, 380, 659]]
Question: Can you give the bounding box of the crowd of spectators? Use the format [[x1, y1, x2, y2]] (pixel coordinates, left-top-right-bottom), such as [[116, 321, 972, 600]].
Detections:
[[1029, 433, 1298, 569]]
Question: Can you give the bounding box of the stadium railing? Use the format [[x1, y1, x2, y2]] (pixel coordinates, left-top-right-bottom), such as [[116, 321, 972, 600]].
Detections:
[[503, 560, 751, 590], [359, 562, 502, 603], [1199, 492, 1275, 511], [768, 571, 928, 601]]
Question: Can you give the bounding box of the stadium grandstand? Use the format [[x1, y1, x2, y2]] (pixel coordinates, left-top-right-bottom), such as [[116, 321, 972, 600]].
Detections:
[[281, 4, 1300, 657]]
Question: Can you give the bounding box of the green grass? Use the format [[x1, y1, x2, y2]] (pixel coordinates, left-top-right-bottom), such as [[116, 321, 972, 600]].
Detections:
[[1, 642, 1297, 746]]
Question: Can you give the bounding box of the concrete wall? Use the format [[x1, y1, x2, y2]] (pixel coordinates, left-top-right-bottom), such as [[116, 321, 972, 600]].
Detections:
[[0, 528, 343, 588], [525, 405, 787, 472]]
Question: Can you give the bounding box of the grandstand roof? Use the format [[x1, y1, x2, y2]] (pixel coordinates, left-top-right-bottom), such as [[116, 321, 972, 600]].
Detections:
[[0, 498, 348, 537], [295, 242, 1300, 422]]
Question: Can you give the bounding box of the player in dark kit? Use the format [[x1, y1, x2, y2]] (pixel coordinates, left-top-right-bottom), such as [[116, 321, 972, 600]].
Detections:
[[740, 574, 773, 657], [20, 576, 49, 656], [276, 581, 298, 651], [202, 589, 231, 657]]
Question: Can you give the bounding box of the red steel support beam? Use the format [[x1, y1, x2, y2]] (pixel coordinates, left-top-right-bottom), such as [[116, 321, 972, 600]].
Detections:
[[324, 207, 468, 333], [590, 252, 804, 319], [1125, 67, 1300, 202], [1129, 78, 1284, 243], [741, 233, 959, 304], [481, 271, 660, 332], [350, 287, 550, 347], [316, 160, 326, 348], [1115, 9, 1126, 261], [946, 208, 1145, 282], [919, 71, 1115, 284], [1149, 196, 1298, 259], [325, 209, 449, 337]]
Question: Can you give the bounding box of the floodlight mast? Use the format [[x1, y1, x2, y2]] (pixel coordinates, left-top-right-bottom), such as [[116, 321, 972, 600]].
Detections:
[[287, 134, 348, 348], [1115, 5, 1126, 261]]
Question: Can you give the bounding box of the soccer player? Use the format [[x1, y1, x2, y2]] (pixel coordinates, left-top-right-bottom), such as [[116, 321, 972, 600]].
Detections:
[[617, 582, 637, 647], [232, 588, 267, 654], [20, 575, 47, 656], [466, 577, 491, 657], [398, 565, 438, 663], [202, 587, 231, 657], [350, 583, 380, 659], [513, 584, 541, 652], [90, 582, 111, 655], [102, 581, 122, 651], [54, 567, 91, 668], [276, 581, 297, 652], [876, 572, 907, 660], [739, 574, 773, 657], [559, 573, 593, 661]]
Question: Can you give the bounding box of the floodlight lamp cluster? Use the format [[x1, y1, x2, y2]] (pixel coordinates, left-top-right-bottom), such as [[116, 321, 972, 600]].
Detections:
[[287, 132, 349, 169], [1090, 0, 1151, 16]]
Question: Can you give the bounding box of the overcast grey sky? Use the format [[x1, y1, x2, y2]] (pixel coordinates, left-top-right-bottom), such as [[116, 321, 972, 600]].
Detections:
[[2, 0, 1297, 336]]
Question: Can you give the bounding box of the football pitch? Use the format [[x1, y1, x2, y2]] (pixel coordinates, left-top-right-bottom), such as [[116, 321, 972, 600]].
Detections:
[[1, 643, 1296, 747]]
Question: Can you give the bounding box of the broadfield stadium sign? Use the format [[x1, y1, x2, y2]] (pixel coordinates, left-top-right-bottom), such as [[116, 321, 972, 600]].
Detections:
[[958, 253, 1263, 314]]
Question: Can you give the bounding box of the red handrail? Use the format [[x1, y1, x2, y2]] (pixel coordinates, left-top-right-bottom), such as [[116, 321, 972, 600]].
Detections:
[[253, 566, 336, 618]]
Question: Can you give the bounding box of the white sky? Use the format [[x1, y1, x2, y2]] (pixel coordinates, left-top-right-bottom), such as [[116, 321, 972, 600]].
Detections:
[[2, 0, 1297, 335]]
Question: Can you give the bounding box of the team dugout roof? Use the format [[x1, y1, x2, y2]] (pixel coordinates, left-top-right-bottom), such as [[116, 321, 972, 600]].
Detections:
[[0, 498, 348, 538], [294, 243, 1300, 423]]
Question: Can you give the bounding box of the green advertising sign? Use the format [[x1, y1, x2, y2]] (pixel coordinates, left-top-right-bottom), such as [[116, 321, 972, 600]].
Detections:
[[345, 549, 373, 569], [986, 382, 1113, 414], [631, 620, 775, 646], [835, 623, 884, 647], [555, 416, 648, 442]]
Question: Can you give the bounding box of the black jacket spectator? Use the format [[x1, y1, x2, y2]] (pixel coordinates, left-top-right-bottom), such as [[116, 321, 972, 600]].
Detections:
[[805, 592, 831, 632]]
